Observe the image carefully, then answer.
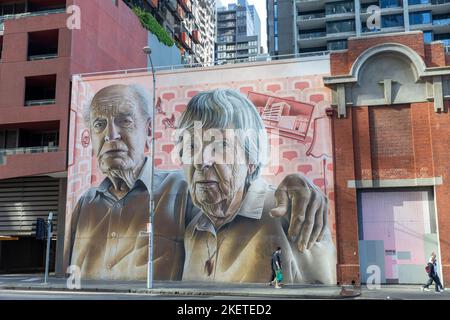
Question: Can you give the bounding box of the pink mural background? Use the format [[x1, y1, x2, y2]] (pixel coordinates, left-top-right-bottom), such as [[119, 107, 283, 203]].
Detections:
[[65, 63, 336, 257]]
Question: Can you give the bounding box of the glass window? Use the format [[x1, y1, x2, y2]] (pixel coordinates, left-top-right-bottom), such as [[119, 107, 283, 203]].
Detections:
[[327, 40, 348, 50], [274, 22, 278, 35], [380, 0, 402, 8], [326, 20, 355, 34], [274, 4, 278, 19], [382, 14, 404, 28], [423, 31, 433, 43], [409, 11, 431, 25], [325, 1, 354, 15], [274, 36, 278, 52], [408, 0, 430, 4]]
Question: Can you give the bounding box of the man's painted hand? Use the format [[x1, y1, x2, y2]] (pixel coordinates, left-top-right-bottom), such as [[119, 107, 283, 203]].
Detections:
[[270, 173, 329, 252]]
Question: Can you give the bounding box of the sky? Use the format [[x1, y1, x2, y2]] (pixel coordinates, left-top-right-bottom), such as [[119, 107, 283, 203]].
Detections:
[[217, 0, 268, 53]]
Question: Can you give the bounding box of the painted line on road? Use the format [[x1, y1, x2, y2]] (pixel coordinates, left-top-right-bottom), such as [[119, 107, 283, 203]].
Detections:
[[21, 278, 42, 282]]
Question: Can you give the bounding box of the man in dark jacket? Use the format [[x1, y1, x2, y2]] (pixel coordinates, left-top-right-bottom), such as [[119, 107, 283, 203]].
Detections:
[[422, 252, 444, 293], [270, 247, 282, 288]]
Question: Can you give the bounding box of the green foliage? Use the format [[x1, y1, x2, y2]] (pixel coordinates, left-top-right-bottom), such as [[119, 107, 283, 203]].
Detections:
[[132, 6, 175, 47]]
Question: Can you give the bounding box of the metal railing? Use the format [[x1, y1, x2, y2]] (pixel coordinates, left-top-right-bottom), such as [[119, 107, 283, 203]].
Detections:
[[78, 51, 331, 78], [433, 18, 450, 25], [0, 8, 66, 21], [298, 12, 326, 20], [25, 99, 56, 106], [28, 53, 58, 61], [298, 31, 327, 39], [431, 0, 450, 4], [0, 146, 59, 157]]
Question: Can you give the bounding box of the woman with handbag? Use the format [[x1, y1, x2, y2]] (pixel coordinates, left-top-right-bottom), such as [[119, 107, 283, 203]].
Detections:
[[270, 247, 283, 289]]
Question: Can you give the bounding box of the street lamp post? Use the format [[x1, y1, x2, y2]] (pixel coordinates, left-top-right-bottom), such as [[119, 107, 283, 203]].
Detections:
[[143, 46, 156, 290]]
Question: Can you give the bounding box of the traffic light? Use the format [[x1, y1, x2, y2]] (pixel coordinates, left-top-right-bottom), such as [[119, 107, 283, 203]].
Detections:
[[35, 218, 46, 240]]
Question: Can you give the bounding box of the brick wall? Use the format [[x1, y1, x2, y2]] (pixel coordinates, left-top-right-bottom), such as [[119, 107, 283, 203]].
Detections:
[[424, 43, 446, 67], [329, 32, 450, 284]]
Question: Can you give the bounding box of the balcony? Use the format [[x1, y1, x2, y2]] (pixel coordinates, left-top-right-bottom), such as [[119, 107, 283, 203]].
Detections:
[[298, 31, 326, 39], [28, 29, 58, 61], [298, 12, 325, 20], [178, 0, 192, 14], [180, 32, 192, 50], [149, 0, 159, 8], [0, 123, 59, 167], [174, 4, 185, 21], [24, 74, 57, 107], [192, 30, 201, 44], [433, 18, 450, 25]]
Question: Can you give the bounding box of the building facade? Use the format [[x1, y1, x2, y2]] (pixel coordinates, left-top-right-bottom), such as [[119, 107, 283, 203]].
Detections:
[[0, 0, 148, 275], [125, 0, 216, 66], [325, 31, 450, 285], [267, 0, 450, 56], [215, 0, 261, 64]]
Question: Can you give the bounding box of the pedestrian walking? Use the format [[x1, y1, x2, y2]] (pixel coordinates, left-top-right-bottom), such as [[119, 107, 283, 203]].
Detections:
[[270, 247, 283, 289], [421, 252, 445, 293]]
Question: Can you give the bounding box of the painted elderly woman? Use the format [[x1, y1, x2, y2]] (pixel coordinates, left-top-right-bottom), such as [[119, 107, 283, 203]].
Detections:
[[175, 89, 336, 284]]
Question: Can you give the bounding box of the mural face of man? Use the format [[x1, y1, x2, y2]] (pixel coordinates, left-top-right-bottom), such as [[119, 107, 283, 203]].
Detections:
[[181, 129, 253, 229], [89, 85, 150, 187]]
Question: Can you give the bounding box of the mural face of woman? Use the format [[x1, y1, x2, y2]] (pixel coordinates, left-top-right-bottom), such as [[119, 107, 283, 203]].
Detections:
[[180, 128, 254, 229]]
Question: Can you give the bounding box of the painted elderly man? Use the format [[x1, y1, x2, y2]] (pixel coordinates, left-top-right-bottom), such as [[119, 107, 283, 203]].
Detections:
[[70, 84, 331, 281], [177, 89, 336, 284]]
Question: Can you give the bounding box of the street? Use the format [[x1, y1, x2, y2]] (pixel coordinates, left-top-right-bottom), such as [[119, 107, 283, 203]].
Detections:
[[0, 275, 449, 300]]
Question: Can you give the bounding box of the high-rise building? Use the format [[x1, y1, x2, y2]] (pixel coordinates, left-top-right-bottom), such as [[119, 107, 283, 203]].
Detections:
[[215, 0, 261, 64], [267, 0, 450, 56], [0, 0, 148, 275], [124, 0, 216, 66]]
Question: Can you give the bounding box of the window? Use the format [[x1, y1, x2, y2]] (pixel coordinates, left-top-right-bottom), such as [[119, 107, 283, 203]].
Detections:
[[218, 52, 226, 59], [24, 75, 57, 106], [249, 48, 258, 54], [380, 0, 402, 8], [327, 40, 347, 50], [326, 20, 355, 33], [433, 13, 450, 25], [325, 1, 354, 15], [217, 44, 227, 51], [274, 36, 278, 52], [409, 11, 431, 25], [382, 14, 404, 28], [28, 30, 59, 60], [423, 31, 433, 43], [409, 0, 430, 4], [274, 3, 278, 20]]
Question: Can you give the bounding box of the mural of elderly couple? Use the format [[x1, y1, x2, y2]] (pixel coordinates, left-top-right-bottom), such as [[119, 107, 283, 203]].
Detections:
[[65, 60, 337, 283]]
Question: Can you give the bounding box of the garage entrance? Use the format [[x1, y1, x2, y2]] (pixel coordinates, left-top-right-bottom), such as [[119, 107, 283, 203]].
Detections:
[[358, 188, 440, 284]]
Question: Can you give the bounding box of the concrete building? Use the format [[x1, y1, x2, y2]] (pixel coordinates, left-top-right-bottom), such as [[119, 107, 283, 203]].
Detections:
[[124, 0, 216, 66], [0, 0, 148, 275], [325, 31, 450, 285], [215, 0, 261, 64], [267, 0, 450, 56]]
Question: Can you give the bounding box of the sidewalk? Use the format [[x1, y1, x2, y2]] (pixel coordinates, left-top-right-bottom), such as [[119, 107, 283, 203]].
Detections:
[[0, 275, 360, 299]]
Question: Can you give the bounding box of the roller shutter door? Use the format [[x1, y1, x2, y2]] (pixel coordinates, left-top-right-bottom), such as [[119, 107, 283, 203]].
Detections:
[[0, 176, 59, 237]]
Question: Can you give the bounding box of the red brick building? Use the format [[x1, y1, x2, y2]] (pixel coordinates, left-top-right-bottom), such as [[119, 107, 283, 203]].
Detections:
[[0, 0, 147, 275], [325, 31, 450, 285]]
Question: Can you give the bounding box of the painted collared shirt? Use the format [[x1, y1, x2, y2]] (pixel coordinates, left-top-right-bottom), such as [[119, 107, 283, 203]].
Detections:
[[182, 177, 337, 284], [182, 178, 303, 283], [70, 158, 196, 281]]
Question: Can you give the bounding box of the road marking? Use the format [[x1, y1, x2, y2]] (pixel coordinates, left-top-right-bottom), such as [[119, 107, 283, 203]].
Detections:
[[21, 278, 41, 282]]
